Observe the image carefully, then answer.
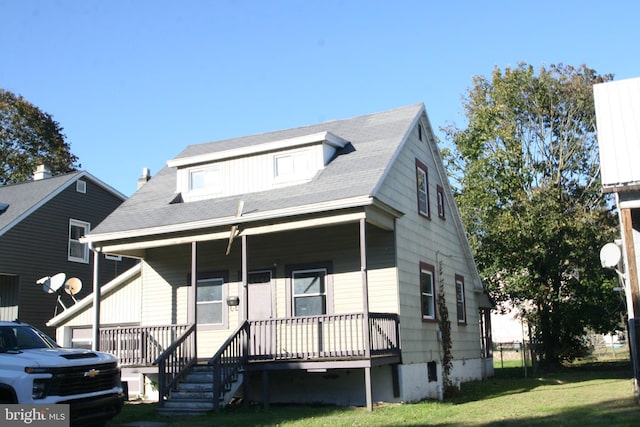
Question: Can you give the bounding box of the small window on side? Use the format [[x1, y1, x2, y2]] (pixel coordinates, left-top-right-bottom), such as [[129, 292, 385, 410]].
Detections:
[[68, 219, 90, 263], [437, 185, 445, 219], [76, 180, 86, 194], [416, 159, 430, 219], [455, 274, 466, 324]]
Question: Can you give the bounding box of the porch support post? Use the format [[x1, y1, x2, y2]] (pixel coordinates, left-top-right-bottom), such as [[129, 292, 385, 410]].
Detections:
[[360, 219, 371, 356], [360, 219, 373, 411], [188, 242, 197, 324], [91, 247, 100, 351], [242, 234, 248, 322], [262, 370, 270, 410], [364, 367, 373, 411]]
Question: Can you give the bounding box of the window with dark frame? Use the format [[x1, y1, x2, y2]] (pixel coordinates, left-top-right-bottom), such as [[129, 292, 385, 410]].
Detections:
[[416, 159, 430, 219], [420, 262, 436, 320], [292, 268, 327, 316], [437, 185, 445, 219], [455, 274, 466, 324]]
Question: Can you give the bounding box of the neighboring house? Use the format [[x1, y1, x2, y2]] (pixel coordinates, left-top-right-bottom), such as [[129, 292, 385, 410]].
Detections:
[[593, 77, 640, 388], [47, 104, 493, 409], [0, 167, 136, 336]]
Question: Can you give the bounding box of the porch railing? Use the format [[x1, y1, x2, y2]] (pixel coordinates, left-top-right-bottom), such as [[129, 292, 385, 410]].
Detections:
[[152, 324, 197, 408], [248, 312, 400, 360], [99, 324, 192, 367], [208, 321, 250, 411]]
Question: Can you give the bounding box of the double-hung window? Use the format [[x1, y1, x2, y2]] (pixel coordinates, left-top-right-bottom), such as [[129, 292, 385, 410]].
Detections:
[[455, 275, 466, 324], [292, 268, 327, 317], [420, 262, 436, 321], [68, 219, 90, 263], [416, 159, 430, 218]]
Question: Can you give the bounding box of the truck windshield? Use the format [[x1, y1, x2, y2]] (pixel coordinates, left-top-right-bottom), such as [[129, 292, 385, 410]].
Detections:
[[0, 325, 59, 352]]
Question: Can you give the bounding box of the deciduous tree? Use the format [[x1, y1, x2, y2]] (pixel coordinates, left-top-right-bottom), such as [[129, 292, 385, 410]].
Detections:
[[0, 88, 78, 184], [443, 63, 622, 365]]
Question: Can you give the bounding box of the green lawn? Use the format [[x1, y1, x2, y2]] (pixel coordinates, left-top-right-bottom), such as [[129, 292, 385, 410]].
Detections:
[[108, 362, 640, 427]]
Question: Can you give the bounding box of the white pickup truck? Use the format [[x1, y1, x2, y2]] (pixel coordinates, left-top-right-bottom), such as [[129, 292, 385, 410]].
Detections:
[[0, 320, 124, 426]]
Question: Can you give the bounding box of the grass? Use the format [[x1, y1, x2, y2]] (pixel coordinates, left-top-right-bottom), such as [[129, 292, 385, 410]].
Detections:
[[108, 361, 640, 427]]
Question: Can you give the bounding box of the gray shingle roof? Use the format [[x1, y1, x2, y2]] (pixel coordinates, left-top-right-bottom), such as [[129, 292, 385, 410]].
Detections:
[[0, 172, 82, 235], [90, 103, 424, 237]]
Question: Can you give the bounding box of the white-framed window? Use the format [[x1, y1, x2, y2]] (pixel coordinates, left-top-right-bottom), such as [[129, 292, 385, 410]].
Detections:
[[68, 219, 90, 263], [292, 268, 327, 317], [76, 180, 86, 194], [273, 149, 311, 182], [456, 275, 466, 324], [196, 277, 224, 325], [420, 262, 436, 321], [189, 166, 222, 194], [416, 159, 430, 218]]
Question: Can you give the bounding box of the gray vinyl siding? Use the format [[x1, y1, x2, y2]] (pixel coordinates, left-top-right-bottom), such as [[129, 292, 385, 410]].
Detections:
[[0, 177, 134, 336], [375, 114, 483, 364]]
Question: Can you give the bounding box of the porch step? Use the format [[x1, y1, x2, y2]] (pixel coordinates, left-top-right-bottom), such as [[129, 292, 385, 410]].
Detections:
[[157, 364, 243, 416]]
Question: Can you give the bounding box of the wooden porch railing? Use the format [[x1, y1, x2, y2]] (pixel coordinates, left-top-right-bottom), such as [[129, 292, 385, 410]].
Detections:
[[99, 324, 192, 366], [247, 312, 400, 360], [207, 321, 250, 411], [152, 324, 197, 408]]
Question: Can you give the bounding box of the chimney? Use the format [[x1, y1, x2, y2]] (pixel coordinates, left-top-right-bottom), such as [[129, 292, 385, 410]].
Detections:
[[33, 164, 52, 180], [137, 167, 151, 189]]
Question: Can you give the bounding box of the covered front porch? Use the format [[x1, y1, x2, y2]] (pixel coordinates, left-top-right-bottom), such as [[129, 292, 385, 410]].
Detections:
[[99, 311, 400, 410]]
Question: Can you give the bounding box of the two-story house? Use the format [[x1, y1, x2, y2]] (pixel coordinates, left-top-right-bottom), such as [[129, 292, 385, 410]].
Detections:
[[47, 104, 493, 411], [0, 167, 136, 336]]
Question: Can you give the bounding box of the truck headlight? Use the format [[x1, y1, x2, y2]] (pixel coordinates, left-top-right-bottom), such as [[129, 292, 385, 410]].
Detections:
[[32, 379, 50, 399]]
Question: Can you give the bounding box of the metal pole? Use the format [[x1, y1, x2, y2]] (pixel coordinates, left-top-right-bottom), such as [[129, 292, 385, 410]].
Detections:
[[92, 247, 100, 351]]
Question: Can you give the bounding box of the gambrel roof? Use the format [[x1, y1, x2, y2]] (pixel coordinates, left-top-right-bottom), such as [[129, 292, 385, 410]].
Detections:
[[87, 104, 426, 240], [0, 171, 126, 238]]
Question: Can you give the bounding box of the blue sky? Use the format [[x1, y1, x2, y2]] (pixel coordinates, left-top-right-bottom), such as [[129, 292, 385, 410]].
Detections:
[[2, 0, 639, 196]]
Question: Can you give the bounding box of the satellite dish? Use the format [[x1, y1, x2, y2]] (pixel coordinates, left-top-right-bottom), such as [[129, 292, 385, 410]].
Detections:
[[42, 273, 66, 294], [600, 243, 622, 269], [64, 278, 82, 296]]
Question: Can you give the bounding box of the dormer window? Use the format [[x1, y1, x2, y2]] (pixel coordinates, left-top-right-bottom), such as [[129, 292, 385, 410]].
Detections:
[[189, 166, 222, 193], [169, 131, 349, 203], [274, 149, 311, 182]]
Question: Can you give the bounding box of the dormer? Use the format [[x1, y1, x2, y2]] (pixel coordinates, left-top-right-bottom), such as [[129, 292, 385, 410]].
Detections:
[[167, 131, 349, 202]]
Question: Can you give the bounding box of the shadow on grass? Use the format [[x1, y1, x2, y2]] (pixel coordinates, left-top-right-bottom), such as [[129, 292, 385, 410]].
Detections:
[[452, 361, 634, 404], [469, 397, 640, 427]]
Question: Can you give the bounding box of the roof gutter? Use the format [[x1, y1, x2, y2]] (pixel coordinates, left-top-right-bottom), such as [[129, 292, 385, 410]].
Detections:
[[81, 195, 402, 245]]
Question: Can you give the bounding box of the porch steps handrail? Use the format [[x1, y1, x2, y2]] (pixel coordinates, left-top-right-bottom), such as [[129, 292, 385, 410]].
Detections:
[[207, 320, 250, 411], [153, 323, 197, 408]]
